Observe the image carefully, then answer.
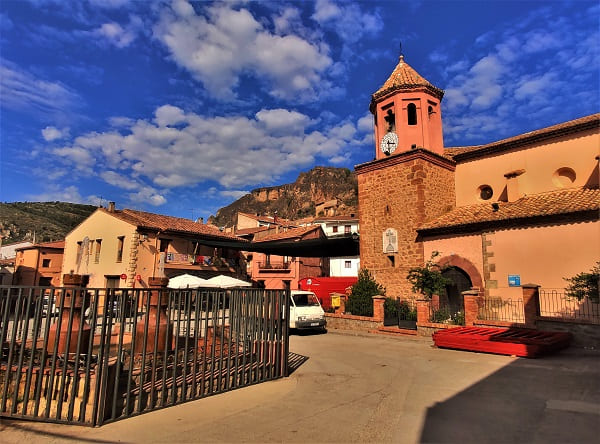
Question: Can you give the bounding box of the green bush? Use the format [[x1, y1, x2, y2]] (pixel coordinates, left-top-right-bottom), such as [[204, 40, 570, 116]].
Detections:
[[346, 268, 385, 317], [564, 262, 599, 303], [384, 297, 399, 317], [406, 251, 450, 298]]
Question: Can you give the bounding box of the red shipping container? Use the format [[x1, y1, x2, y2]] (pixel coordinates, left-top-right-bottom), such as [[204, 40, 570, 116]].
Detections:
[[298, 276, 357, 311]]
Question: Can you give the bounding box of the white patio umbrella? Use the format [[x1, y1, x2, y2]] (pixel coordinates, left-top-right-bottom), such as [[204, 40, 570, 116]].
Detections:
[[168, 273, 208, 289], [204, 275, 252, 288]]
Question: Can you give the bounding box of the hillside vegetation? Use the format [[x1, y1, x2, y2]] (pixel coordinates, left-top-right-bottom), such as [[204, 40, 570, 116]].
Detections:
[[1, 167, 358, 244], [0, 202, 97, 244]]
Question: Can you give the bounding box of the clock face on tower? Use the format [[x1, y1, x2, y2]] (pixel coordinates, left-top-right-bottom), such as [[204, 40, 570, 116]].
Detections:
[[380, 131, 398, 155]]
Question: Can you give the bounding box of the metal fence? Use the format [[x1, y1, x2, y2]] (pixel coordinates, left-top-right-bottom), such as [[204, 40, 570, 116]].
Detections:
[[539, 288, 599, 324], [429, 300, 465, 326], [0, 285, 289, 426], [478, 298, 525, 324]]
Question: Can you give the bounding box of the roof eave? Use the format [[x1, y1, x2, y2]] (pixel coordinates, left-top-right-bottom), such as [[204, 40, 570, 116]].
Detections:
[[417, 209, 599, 236]]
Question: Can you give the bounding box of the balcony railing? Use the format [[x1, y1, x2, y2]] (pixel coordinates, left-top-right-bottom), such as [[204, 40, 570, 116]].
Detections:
[[257, 262, 291, 270]]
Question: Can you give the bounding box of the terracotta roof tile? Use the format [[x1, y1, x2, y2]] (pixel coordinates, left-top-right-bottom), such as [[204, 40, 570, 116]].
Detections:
[[103, 208, 245, 241], [16, 240, 65, 251], [238, 212, 292, 226], [371, 55, 444, 109], [445, 114, 599, 161], [418, 187, 600, 234], [254, 225, 323, 242]]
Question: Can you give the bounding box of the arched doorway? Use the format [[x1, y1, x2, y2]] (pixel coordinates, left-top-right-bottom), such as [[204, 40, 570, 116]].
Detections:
[[442, 267, 472, 312]]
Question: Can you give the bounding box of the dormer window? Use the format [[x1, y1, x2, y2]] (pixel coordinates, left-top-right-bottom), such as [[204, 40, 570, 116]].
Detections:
[[407, 103, 417, 125]]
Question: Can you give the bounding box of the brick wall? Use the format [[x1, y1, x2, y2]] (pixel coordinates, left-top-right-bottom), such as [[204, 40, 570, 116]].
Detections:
[[356, 150, 455, 298]]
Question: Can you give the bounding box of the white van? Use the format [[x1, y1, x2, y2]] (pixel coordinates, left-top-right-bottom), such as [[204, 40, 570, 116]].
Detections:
[[289, 290, 326, 330]]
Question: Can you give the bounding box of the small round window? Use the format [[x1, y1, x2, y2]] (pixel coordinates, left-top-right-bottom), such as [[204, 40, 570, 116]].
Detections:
[[552, 167, 576, 188], [478, 185, 493, 200]]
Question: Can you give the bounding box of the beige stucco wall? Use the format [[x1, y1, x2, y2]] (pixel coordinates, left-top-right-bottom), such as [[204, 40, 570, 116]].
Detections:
[[423, 234, 484, 278], [63, 210, 137, 288], [455, 129, 599, 206], [424, 220, 599, 300], [486, 220, 599, 298]]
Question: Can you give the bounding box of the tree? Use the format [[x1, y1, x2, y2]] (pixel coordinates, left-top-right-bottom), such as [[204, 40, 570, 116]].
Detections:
[[346, 268, 385, 316], [564, 262, 599, 303], [406, 251, 450, 299]]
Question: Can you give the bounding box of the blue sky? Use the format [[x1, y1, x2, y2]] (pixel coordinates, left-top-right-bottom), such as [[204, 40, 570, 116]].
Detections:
[[1, 0, 598, 221]]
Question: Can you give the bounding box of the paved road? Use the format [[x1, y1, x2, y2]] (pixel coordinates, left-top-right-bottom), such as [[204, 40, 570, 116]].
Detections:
[[2, 330, 599, 443]]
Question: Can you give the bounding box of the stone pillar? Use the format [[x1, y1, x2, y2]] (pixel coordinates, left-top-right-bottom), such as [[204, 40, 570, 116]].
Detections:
[[522, 284, 540, 328], [135, 277, 171, 354], [417, 299, 431, 325], [47, 274, 91, 355], [462, 290, 481, 326], [431, 294, 440, 311], [372, 295, 385, 322]]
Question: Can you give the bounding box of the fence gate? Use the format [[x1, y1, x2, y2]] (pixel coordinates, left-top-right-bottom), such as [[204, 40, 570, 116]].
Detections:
[[0, 286, 290, 426]]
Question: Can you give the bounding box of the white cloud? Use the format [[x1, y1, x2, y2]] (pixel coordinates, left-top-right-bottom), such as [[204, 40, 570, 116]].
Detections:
[[50, 105, 369, 193], [0, 62, 82, 117], [153, 1, 332, 101], [442, 3, 599, 144], [95, 22, 135, 48], [42, 126, 69, 141], [312, 0, 382, 44], [27, 185, 93, 204], [220, 190, 248, 200], [357, 113, 373, 133]]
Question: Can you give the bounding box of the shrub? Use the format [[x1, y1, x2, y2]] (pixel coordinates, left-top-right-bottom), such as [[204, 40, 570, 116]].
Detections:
[[564, 262, 599, 303], [406, 251, 450, 298], [384, 297, 399, 317], [346, 268, 385, 316], [398, 301, 417, 321]]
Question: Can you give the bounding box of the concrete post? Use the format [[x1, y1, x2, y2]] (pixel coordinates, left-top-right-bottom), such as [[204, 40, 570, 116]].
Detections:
[[462, 290, 481, 326], [372, 295, 386, 322], [336, 294, 347, 314], [47, 274, 91, 355], [522, 284, 540, 328], [135, 277, 171, 354]]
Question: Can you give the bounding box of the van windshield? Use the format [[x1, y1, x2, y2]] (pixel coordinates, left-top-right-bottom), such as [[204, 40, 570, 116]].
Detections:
[[292, 293, 320, 307]]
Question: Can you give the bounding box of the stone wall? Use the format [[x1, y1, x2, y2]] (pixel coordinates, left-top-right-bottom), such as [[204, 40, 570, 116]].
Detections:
[[356, 150, 455, 298], [325, 313, 380, 332]]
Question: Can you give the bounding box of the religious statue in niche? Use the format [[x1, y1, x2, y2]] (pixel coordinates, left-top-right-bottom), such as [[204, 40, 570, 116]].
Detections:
[[383, 228, 398, 253]]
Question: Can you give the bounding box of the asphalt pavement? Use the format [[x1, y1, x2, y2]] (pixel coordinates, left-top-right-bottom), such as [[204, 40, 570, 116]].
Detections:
[[1, 329, 599, 443]]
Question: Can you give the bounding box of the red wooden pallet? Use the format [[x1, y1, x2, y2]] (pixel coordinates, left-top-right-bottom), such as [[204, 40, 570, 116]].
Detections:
[[432, 327, 572, 358]]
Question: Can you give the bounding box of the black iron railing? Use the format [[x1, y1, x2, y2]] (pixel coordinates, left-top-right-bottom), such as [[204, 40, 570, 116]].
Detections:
[[478, 298, 525, 324], [0, 286, 289, 426], [539, 288, 599, 324]]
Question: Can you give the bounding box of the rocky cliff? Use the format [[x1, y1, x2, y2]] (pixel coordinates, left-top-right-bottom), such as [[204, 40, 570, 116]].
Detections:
[[209, 167, 358, 228]]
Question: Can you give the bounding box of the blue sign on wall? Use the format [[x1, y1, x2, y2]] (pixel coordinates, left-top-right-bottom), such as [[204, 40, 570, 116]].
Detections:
[[508, 275, 521, 287]]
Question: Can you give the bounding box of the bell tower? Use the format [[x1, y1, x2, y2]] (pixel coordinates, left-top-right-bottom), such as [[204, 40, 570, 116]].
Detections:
[[370, 53, 445, 159]]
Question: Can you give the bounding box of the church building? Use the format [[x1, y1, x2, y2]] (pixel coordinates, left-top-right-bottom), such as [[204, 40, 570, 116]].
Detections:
[[355, 53, 599, 309]]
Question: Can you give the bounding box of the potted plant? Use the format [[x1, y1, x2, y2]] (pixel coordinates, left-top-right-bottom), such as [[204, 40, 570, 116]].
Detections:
[[397, 301, 418, 329], [383, 297, 399, 326]]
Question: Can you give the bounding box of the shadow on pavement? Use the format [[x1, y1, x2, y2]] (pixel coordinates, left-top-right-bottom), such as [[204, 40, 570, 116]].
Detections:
[[419, 348, 600, 443], [287, 352, 309, 375], [0, 420, 129, 443]]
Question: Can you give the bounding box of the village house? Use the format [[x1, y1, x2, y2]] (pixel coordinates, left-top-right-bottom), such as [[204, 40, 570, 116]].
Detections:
[[12, 241, 65, 286], [249, 225, 327, 290], [312, 215, 360, 277], [62, 202, 247, 288], [356, 53, 599, 312]]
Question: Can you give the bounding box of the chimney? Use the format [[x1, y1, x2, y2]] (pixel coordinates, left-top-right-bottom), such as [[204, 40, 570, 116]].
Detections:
[[196, 217, 204, 224], [504, 169, 526, 202], [108, 201, 116, 212]]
